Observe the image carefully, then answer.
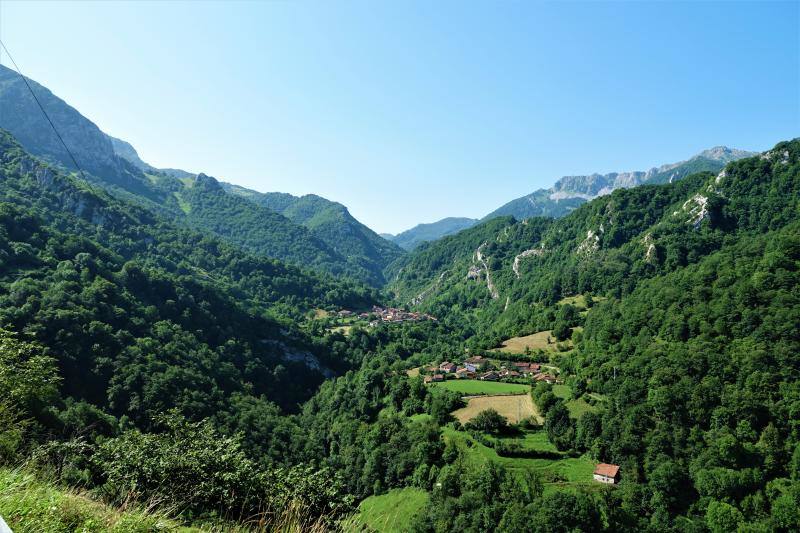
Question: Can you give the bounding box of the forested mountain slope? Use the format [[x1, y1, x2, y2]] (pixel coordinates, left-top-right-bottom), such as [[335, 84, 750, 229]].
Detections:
[[391, 141, 799, 346], [0, 130, 376, 417], [0, 64, 396, 285], [483, 146, 755, 222], [223, 183, 405, 284], [388, 217, 479, 250], [0, 64, 169, 204]]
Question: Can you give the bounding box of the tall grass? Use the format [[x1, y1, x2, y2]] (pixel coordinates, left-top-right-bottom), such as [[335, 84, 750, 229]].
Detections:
[[0, 467, 184, 532], [0, 466, 349, 532]]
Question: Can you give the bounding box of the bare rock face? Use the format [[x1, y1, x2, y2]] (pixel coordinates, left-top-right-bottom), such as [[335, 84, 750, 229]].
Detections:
[[681, 194, 710, 228], [576, 230, 600, 256], [512, 246, 545, 278], [642, 234, 657, 264]]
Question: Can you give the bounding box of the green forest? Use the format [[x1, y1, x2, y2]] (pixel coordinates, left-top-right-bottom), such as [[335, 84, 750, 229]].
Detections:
[[1, 131, 799, 532]]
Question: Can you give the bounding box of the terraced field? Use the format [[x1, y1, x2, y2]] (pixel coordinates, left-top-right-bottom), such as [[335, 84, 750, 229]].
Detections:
[[441, 427, 596, 485]]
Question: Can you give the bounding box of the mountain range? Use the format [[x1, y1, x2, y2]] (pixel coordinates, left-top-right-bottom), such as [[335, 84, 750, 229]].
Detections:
[[384, 147, 756, 250], [481, 146, 756, 222], [0, 61, 761, 284], [0, 63, 403, 286]]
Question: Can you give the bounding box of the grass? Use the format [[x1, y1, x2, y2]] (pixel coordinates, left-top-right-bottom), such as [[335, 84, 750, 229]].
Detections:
[[565, 398, 596, 418], [490, 431, 558, 454], [0, 467, 194, 532], [345, 487, 428, 533], [405, 367, 420, 378], [557, 295, 589, 308], [173, 192, 191, 214], [551, 385, 600, 419], [452, 394, 539, 424], [557, 295, 607, 316], [441, 427, 596, 485], [552, 384, 571, 399], [430, 379, 530, 395], [0, 467, 336, 532], [329, 325, 353, 335]]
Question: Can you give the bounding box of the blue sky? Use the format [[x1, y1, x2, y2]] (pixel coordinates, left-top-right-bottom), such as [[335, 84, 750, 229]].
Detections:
[[2, 1, 798, 234]]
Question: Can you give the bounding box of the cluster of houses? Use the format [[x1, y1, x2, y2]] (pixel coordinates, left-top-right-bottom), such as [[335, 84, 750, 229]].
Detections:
[[422, 355, 558, 384], [368, 306, 436, 325], [337, 306, 436, 326]]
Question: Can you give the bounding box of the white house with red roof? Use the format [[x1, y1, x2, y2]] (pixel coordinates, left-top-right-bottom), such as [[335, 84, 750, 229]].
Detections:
[[593, 463, 620, 484]]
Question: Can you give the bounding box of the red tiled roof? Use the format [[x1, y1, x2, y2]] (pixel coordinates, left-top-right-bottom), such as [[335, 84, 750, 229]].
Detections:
[[594, 463, 619, 477]]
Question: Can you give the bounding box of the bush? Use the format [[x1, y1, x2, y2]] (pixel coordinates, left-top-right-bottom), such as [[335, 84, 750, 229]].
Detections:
[[93, 413, 353, 522], [494, 440, 563, 459]]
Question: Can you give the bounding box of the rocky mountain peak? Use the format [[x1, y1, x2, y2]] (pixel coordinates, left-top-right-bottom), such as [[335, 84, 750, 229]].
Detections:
[[695, 146, 756, 162], [194, 172, 221, 190]]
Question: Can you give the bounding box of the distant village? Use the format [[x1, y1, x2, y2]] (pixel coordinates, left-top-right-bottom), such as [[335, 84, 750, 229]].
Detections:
[[422, 355, 560, 385], [337, 306, 437, 326]]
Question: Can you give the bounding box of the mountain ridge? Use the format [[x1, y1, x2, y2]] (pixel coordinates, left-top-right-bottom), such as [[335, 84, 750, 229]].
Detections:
[[0, 63, 400, 286], [483, 146, 757, 222], [387, 217, 479, 251]]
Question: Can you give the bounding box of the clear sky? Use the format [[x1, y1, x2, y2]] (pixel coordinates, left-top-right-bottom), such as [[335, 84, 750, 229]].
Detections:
[[1, 1, 797, 234]]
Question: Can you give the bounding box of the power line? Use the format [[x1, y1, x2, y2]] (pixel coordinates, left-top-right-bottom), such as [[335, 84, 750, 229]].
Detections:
[[0, 38, 88, 181]]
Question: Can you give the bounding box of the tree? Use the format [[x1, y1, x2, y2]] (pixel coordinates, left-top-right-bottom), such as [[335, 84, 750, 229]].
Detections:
[[531, 492, 602, 532], [553, 321, 572, 342], [545, 402, 574, 451], [705, 501, 743, 533], [466, 409, 509, 435]]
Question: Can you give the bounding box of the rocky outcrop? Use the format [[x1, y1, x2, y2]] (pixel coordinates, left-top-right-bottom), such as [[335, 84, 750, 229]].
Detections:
[[410, 270, 448, 306], [681, 194, 710, 228], [512, 246, 545, 278], [643, 234, 657, 263], [261, 339, 334, 378], [576, 230, 600, 256], [472, 243, 499, 299]]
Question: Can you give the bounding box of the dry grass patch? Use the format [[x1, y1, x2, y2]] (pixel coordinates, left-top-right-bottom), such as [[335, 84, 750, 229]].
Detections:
[[452, 394, 540, 424], [406, 367, 420, 378], [492, 327, 583, 355], [492, 330, 562, 354]]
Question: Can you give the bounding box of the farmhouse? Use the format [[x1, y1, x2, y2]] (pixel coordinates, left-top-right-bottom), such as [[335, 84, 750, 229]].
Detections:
[[534, 372, 556, 384], [431, 374, 445, 382], [480, 371, 500, 381], [440, 361, 457, 373], [455, 368, 473, 379], [512, 361, 541, 374], [464, 356, 488, 371], [593, 463, 620, 484]]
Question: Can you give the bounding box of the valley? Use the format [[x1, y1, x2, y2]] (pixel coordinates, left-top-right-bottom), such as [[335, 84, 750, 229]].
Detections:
[[0, 11, 797, 531]]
